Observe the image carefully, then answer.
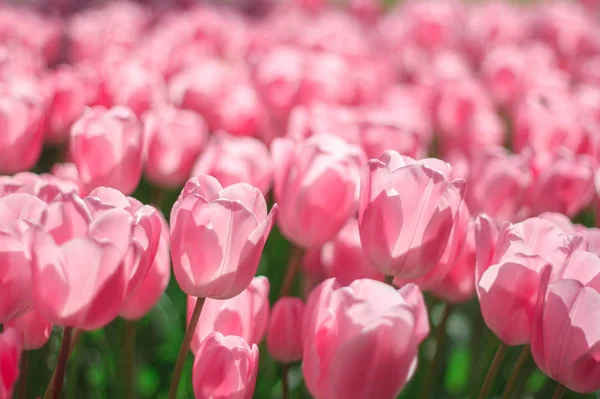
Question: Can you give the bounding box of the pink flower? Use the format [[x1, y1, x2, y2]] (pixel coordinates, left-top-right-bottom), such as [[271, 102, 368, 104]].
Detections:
[[4, 308, 52, 350], [359, 151, 466, 278], [0, 329, 21, 399], [192, 332, 259, 399], [303, 279, 429, 399], [267, 297, 304, 363], [272, 134, 364, 248], [531, 270, 600, 393], [191, 132, 272, 195], [170, 176, 277, 299], [0, 172, 81, 203], [70, 106, 144, 195], [143, 105, 208, 189], [188, 276, 270, 354]]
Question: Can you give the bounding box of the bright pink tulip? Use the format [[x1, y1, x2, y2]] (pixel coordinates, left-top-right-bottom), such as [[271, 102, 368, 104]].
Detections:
[[267, 297, 304, 363], [0, 328, 21, 399], [359, 151, 466, 278], [192, 332, 259, 399], [4, 308, 52, 350], [303, 279, 429, 399], [120, 211, 170, 320], [272, 134, 364, 248], [143, 105, 207, 189], [70, 106, 144, 195], [171, 176, 277, 299], [531, 270, 600, 393], [191, 132, 272, 195], [188, 276, 270, 354]]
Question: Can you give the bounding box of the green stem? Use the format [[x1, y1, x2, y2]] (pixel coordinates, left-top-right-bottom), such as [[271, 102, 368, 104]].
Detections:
[[45, 326, 73, 399], [44, 329, 82, 399], [477, 342, 508, 399], [384, 275, 395, 286], [18, 350, 28, 399], [281, 364, 289, 399], [279, 246, 305, 298], [123, 320, 137, 399], [168, 297, 206, 399], [501, 345, 530, 399], [418, 304, 454, 399], [551, 382, 566, 399]]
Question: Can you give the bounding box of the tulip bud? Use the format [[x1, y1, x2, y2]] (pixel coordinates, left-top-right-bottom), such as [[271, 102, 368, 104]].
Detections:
[[0, 328, 21, 398], [267, 297, 304, 363]]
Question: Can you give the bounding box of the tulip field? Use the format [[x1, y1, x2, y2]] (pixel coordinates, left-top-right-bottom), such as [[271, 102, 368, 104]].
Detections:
[[3, 0, 600, 398]]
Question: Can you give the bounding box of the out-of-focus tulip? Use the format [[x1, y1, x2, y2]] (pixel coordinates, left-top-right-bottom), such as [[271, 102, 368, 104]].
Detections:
[[531, 271, 600, 393], [359, 151, 466, 279], [303, 279, 429, 399], [143, 105, 207, 189], [4, 308, 52, 350], [191, 132, 272, 195], [70, 106, 144, 195], [0, 172, 80, 203], [272, 134, 364, 248], [267, 297, 304, 363], [170, 176, 277, 299], [0, 328, 21, 399], [188, 276, 270, 354], [192, 332, 259, 399]]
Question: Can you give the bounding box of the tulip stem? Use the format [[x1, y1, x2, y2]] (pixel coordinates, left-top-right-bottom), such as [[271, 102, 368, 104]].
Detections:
[[123, 320, 137, 399], [48, 326, 73, 399], [281, 364, 289, 399], [384, 275, 395, 286], [501, 345, 530, 399], [551, 383, 567, 399], [477, 342, 508, 399], [44, 329, 82, 399], [18, 350, 28, 399], [419, 303, 454, 399], [279, 246, 305, 298], [168, 297, 206, 399]]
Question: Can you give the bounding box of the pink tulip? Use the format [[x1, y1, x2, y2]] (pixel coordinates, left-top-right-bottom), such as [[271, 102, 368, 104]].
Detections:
[[0, 172, 81, 203], [188, 276, 270, 354], [4, 308, 52, 350], [267, 297, 304, 363], [143, 105, 207, 189], [191, 132, 272, 195], [0, 328, 21, 399], [70, 106, 144, 195], [359, 151, 466, 278], [50, 163, 84, 196], [272, 134, 364, 248], [120, 211, 170, 320], [192, 332, 259, 399], [303, 279, 429, 399], [531, 270, 600, 393], [171, 176, 277, 299]]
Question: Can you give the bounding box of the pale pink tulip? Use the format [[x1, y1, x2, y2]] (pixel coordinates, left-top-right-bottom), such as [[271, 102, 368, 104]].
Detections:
[[359, 151, 466, 278], [0, 328, 20, 399], [4, 308, 52, 350], [188, 276, 270, 354], [191, 132, 272, 195], [267, 297, 304, 363], [70, 106, 144, 195], [192, 332, 259, 399], [272, 134, 364, 248], [170, 176, 277, 299], [0, 172, 80, 203], [303, 279, 429, 399], [143, 105, 207, 189]]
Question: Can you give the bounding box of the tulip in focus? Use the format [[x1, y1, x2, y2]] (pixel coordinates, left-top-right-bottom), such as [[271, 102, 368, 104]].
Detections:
[[359, 151, 466, 279], [267, 297, 304, 363], [70, 106, 144, 195], [192, 332, 259, 399], [0, 328, 21, 399], [170, 176, 277, 299], [303, 279, 429, 399], [272, 134, 365, 248]]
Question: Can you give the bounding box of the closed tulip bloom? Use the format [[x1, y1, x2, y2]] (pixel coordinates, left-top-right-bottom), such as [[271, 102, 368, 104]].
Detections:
[[0, 328, 21, 399], [267, 297, 304, 363], [359, 151, 466, 279], [4, 308, 52, 350], [531, 271, 600, 393], [192, 332, 259, 399], [171, 176, 277, 299], [272, 134, 365, 248], [188, 276, 270, 354], [303, 279, 429, 399], [70, 106, 144, 195], [191, 132, 272, 195], [143, 105, 207, 189]]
